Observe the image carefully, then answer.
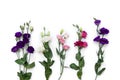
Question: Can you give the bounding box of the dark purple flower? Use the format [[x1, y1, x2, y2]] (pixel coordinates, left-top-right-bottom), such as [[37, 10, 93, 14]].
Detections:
[[99, 38, 109, 45], [100, 27, 109, 35], [11, 46, 19, 52], [23, 33, 31, 39], [15, 32, 22, 38], [23, 38, 29, 43], [27, 46, 34, 53], [94, 19, 101, 26], [93, 36, 100, 42], [16, 41, 25, 48]]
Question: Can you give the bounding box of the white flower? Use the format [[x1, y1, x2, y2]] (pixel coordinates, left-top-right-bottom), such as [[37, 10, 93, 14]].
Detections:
[[41, 36, 51, 43], [39, 45, 45, 53], [63, 33, 69, 39]]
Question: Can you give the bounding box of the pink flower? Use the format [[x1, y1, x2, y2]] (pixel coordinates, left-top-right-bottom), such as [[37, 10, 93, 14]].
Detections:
[[59, 38, 65, 44], [81, 31, 87, 38], [82, 42, 88, 48], [57, 35, 62, 40], [63, 45, 70, 51], [74, 40, 88, 48]]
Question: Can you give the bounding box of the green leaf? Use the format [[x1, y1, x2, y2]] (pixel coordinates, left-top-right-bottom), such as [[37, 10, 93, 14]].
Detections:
[[97, 68, 106, 75], [95, 62, 101, 74], [56, 48, 60, 55], [76, 53, 81, 61], [24, 72, 32, 80], [49, 60, 54, 66], [70, 63, 79, 70], [61, 54, 66, 60], [39, 61, 47, 67], [43, 42, 53, 59], [45, 68, 52, 80], [26, 62, 35, 69], [15, 58, 25, 65], [79, 57, 85, 67], [77, 70, 82, 79]]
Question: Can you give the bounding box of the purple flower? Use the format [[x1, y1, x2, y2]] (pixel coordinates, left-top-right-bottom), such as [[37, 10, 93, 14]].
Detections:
[[94, 19, 101, 26], [11, 46, 19, 52], [99, 38, 109, 45], [16, 41, 25, 48], [100, 27, 109, 35], [94, 36, 100, 42], [27, 46, 34, 53], [23, 33, 31, 39], [15, 32, 22, 38], [23, 38, 29, 44]]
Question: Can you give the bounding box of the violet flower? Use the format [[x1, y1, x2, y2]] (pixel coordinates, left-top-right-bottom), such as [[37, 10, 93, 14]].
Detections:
[[93, 18, 109, 80]]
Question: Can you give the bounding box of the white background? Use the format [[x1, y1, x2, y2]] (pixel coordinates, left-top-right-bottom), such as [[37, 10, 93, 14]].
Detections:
[[0, 0, 119, 80]]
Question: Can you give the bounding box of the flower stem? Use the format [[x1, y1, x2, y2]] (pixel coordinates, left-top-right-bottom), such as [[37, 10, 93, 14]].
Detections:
[[95, 75, 98, 80]]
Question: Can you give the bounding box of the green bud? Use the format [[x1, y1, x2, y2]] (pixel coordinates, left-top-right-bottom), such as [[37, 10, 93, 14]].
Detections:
[[20, 25, 24, 30], [26, 22, 29, 26], [79, 27, 82, 32], [30, 26, 34, 32], [47, 31, 50, 36], [60, 29, 64, 34], [41, 32, 44, 37]]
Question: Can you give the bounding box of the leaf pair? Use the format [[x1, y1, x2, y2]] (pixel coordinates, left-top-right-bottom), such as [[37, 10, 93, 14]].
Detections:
[[70, 52, 85, 80], [18, 71, 32, 80]]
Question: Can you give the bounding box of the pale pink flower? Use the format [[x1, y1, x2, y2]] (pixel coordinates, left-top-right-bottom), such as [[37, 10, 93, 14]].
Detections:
[[63, 45, 70, 51], [63, 33, 69, 39], [59, 38, 65, 44], [57, 35, 62, 40]]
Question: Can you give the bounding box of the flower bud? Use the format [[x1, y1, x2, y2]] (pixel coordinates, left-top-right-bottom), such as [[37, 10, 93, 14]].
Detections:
[[60, 29, 64, 34]]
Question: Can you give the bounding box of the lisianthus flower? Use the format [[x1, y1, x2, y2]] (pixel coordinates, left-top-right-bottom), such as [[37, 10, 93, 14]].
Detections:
[[94, 36, 100, 42], [59, 38, 65, 44], [94, 19, 101, 26], [63, 45, 70, 51], [99, 38, 109, 45], [27, 46, 34, 53], [11, 46, 19, 52], [57, 35, 63, 40], [82, 42, 88, 48], [16, 41, 25, 48], [23, 38, 29, 43], [41, 36, 51, 43], [23, 33, 31, 39], [15, 32, 22, 38], [63, 33, 69, 39], [81, 31, 87, 38], [100, 27, 109, 35]]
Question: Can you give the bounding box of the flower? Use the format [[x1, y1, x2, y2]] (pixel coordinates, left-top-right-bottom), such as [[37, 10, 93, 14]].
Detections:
[[82, 42, 88, 48], [39, 46, 45, 53], [27, 46, 34, 53], [41, 36, 51, 43], [99, 38, 109, 45], [93, 36, 100, 42], [94, 19, 101, 26], [57, 35, 63, 40], [63, 45, 70, 51], [100, 27, 109, 35], [74, 41, 88, 48], [23, 38, 29, 43], [23, 33, 31, 39], [15, 32, 22, 38], [16, 41, 25, 48], [81, 31, 87, 38], [11, 46, 19, 52], [63, 33, 69, 39], [59, 38, 65, 44]]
